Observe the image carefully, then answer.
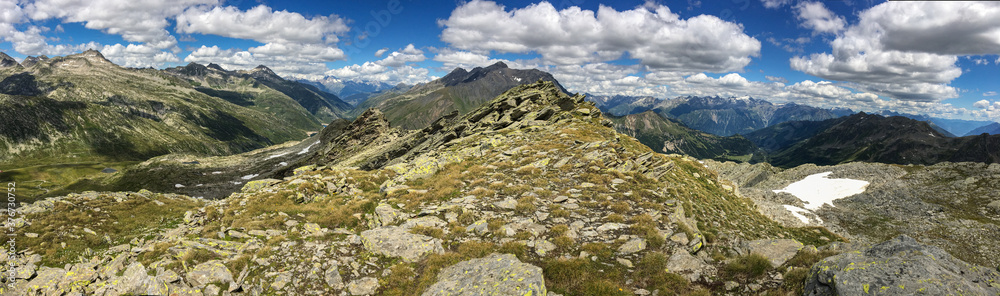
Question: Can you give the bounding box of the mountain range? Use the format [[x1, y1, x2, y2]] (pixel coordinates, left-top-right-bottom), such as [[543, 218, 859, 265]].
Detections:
[[748, 112, 1000, 167], [298, 77, 399, 106], [591, 94, 851, 136], [0, 50, 343, 166], [609, 111, 764, 162]]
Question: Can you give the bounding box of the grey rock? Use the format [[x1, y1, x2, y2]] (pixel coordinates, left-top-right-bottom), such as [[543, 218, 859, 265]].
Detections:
[[422, 253, 547, 296], [596, 222, 627, 233], [360, 226, 445, 262], [325, 266, 344, 289], [348, 277, 379, 295], [373, 203, 404, 227], [271, 271, 292, 291], [739, 239, 803, 267], [467, 219, 489, 234], [618, 238, 647, 254], [617, 258, 634, 268], [493, 198, 517, 210], [186, 260, 235, 289], [666, 250, 713, 282], [203, 284, 220, 296], [804, 235, 1000, 296], [534, 240, 556, 257]]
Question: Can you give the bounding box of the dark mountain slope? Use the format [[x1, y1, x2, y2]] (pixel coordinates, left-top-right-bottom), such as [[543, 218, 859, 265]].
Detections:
[[610, 111, 764, 162], [768, 112, 1000, 167], [351, 62, 567, 129]]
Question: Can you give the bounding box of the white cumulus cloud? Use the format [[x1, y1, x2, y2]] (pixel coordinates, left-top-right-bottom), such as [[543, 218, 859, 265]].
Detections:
[[791, 2, 1000, 102], [795, 2, 845, 35], [438, 0, 760, 73], [375, 44, 425, 67]]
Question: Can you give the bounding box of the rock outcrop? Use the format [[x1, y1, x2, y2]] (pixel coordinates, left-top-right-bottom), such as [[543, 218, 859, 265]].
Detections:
[[360, 226, 445, 262], [804, 235, 1000, 295], [422, 253, 546, 296], [0, 52, 20, 69]]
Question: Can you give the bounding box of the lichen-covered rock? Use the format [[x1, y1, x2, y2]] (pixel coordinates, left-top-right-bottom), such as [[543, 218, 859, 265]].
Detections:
[[422, 253, 547, 296], [804, 235, 1000, 296], [371, 203, 404, 227], [739, 239, 803, 267], [360, 226, 445, 262], [325, 266, 344, 289], [348, 277, 379, 295], [186, 260, 235, 290], [618, 238, 647, 254], [241, 178, 280, 192], [665, 249, 715, 282]]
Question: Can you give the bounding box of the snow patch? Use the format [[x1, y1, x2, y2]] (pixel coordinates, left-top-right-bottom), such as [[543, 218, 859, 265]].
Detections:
[[278, 162, 288, 167], [175, 184, 185, 188], [241, 174, 259, 180], [782, 205, 822, 224], [298, 142, 318, 155], [265, 152, 289, 160], [773, 172, 868, 210], [211, 171, 222, 175]]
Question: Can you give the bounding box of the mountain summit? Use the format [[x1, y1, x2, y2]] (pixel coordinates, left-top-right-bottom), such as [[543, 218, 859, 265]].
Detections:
[[352, 62, 567, 129]]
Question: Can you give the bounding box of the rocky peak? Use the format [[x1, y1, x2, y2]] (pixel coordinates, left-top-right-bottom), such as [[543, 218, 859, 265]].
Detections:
[[248, 65, 280, 80], [178, 63, 210, 77], [439, 67, 470, 85], [0, 52, 20, 69], [20, 55, 49, 68], [206, 63, 226, 71], [76, 49, 111, 64]]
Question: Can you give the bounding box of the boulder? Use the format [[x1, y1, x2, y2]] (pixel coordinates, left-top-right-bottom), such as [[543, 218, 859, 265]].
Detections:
[[422, 253, 547, 296], [186, 260, 235, 290], [360, 226, 445, 262], [804, 235, 1000, 296], [348, 277, 379, 295], [738, 239, 803, 267], [665, 250, 714, 282], [618, 238, 647, 254], [372, 203, 404, 227]]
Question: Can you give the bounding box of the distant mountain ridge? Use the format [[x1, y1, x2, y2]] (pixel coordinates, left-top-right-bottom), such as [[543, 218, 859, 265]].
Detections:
[[0, 50, 339, 165], [875, 110, 996, 137], [164, 63, 351, 123], [609, 111, 764, 162], [653, 96, 845, 136], [753, 112, 1000, 167], [586, 94, 660, 116], [297, 77, 398, 106], [965, 122, 1000, 136]]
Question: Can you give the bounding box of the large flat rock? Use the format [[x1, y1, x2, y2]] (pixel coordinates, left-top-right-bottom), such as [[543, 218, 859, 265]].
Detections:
[[360, 226, 444, 262], [804, 235, 1000, 296], [422, 253, 547, 296]]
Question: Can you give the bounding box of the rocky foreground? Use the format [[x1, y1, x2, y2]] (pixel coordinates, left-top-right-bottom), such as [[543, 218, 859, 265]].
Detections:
[[3, 81, 998, 295]]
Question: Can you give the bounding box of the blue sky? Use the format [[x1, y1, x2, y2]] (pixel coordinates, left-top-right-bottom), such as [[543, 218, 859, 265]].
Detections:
[[1, 0, 999, 120]]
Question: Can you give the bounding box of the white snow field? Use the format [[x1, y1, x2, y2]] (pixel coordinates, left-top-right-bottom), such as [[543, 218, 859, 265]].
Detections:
[[774, 172, 869, 224]]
